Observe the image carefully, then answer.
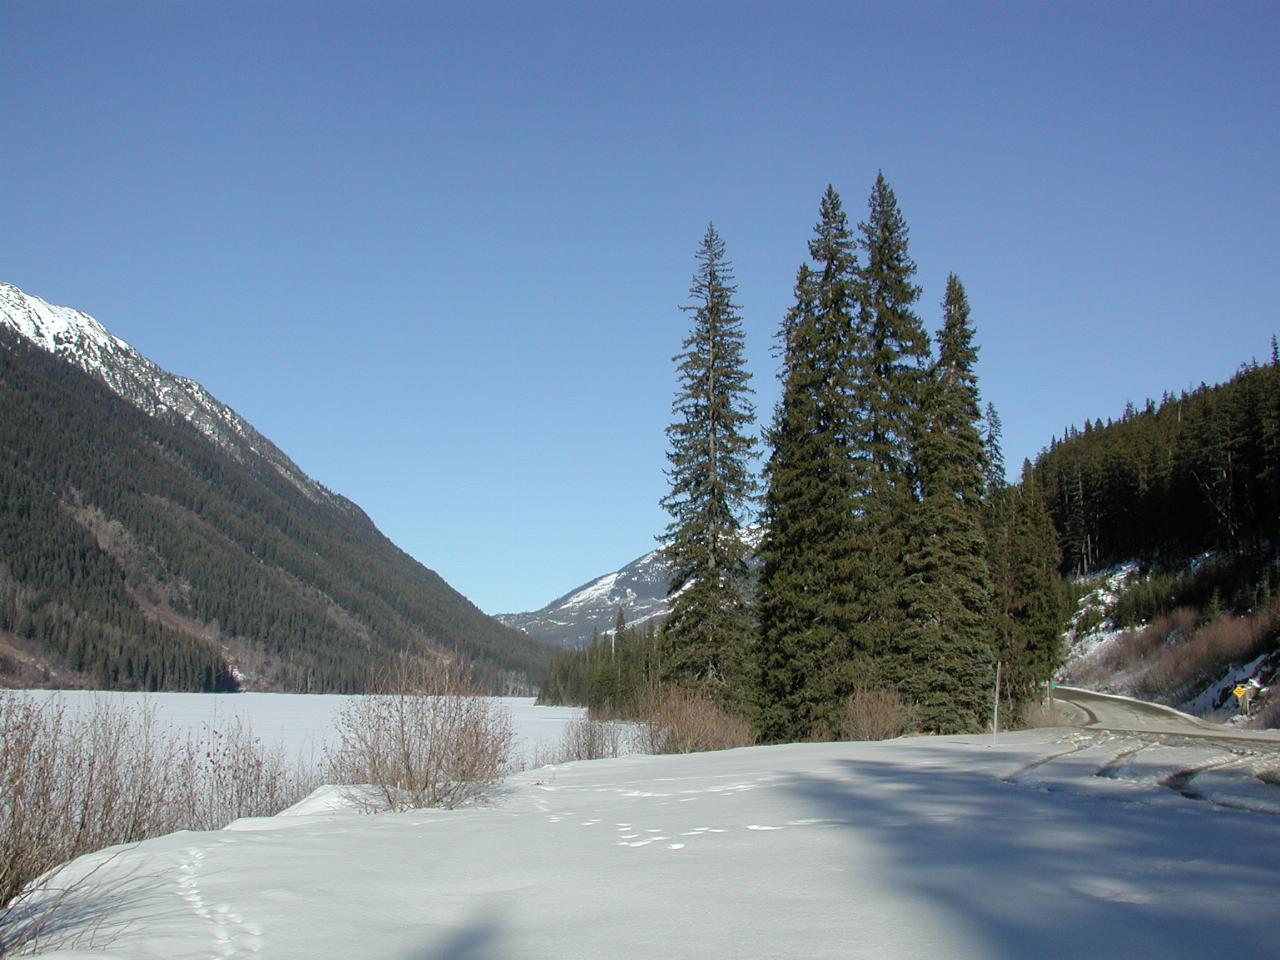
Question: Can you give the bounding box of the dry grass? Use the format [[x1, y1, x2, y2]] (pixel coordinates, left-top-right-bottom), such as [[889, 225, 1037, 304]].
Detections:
[[1068, 603, 1278, 706], [324, 658, 513, 812], [0, 692, 319, 956]]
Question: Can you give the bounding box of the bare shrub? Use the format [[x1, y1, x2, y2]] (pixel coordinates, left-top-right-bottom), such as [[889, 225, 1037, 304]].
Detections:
[[555, 714, 625, 762], [1135, 603, 1278, 702], [840, 684, 917, 741], [1016, 699, 1064, 729], [632, 687, 753, 755], [325, 659, 514, 811], [1, 692, 319, 954], [1248, 694, 1280, 731], [174, 716, 320, 831]]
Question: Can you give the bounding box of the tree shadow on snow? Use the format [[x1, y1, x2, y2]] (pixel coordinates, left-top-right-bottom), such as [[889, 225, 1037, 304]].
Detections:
[[1, 858, 173, 956], [784, 745, 1276, 960], [403, 910, 505, 960]]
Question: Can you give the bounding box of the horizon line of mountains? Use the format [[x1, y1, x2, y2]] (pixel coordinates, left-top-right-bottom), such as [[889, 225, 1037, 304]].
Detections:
[[5, 280, 1273, 688], [0, 281, 557, 692]]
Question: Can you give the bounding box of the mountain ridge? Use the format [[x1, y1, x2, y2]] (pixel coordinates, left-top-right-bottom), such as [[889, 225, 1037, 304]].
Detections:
[[0, 281, 550, 693], [0, 282, 350, 514], [498, 528, 763, 649]]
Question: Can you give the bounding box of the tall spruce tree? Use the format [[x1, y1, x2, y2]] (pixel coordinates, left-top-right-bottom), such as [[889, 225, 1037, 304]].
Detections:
[[848, 172, 931, 674], [897, 276, 994, 732], [756, 188, 863, 741], [659, 224, 757, 696], [982, 402, 1016, 676], [1003, 460, 1068, 709]]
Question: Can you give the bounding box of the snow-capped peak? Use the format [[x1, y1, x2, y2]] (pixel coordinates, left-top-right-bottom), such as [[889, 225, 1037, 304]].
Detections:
[[0, 281, 340, 510]]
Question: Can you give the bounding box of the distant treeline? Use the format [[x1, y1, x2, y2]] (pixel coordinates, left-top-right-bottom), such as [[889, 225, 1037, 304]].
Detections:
[[0, 329, 552, 693], [1035, 349, 1280, 594], [537, 612, 661, 711]]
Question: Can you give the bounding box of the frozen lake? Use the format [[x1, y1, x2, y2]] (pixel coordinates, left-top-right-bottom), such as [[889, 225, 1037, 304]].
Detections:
[[12, 690, 587, 768]]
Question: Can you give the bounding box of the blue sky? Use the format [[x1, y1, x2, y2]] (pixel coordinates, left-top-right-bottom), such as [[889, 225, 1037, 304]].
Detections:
[[4, 1, 1278, 616]]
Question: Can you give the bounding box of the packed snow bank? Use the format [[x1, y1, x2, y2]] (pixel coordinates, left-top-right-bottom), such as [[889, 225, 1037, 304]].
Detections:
[[22, 729, 1280, 960]]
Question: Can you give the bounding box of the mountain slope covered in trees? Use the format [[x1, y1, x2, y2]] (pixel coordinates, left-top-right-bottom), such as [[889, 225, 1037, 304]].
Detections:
[[1035, 350, 1280, 586], [0, 292, 551, 693]]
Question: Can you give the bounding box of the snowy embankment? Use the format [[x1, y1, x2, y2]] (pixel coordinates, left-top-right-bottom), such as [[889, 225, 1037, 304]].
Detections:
[[26, 728, 1280, 960], [1058, 563, 1277, 724]]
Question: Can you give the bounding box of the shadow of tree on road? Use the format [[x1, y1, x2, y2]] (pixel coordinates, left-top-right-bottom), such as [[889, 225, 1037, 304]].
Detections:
[[784, 747, 1275, 960]]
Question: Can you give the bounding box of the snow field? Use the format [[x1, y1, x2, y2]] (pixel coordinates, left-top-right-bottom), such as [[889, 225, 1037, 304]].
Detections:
[[23, 727, 1280, 960]]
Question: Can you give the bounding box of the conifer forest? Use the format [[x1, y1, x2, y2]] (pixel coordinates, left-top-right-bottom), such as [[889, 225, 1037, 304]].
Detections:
[[540, 174, 1280, 738], [542, 175, 1070, 736]]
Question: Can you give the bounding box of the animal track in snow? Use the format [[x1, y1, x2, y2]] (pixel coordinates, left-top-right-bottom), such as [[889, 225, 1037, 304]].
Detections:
[[176, 845, 264, 956]]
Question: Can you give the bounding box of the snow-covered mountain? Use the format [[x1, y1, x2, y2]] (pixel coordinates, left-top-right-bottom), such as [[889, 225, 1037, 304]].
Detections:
[[0, 281, 344, 511], [498, 527, 764, 649], [497, 548, 674, 648], [0, 280, 551, 692]]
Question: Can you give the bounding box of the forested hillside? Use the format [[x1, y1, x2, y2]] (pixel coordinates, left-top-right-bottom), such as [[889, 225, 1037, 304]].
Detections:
[[0, 330, 552, 693], [1035, 346, 1280, 599]]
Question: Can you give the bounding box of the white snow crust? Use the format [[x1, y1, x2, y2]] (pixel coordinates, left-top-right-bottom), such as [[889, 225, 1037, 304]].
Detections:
[[19, 725, 1280, 959]]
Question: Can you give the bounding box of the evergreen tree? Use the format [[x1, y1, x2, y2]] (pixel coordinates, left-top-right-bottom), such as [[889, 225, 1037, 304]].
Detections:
[[982, 402, 1016, 684], [848, 172, 931, 676], [855, 171, 930, 487], [756, 188, 865, 741], [1003, 460, 1068, 707], [896, 276, 994, 732], [983, 403, 1006, 496], [659, 224, 757, 696]]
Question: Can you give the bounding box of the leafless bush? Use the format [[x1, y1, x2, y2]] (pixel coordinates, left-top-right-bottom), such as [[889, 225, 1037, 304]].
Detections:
[[555, 715, 625, 762], [325, 659, 514, 811], [1089, 607, 1199, 681], [1, 692, 319, 955], [840, 684, 918, 741], [1248, 694, 1280, 731], [174, 716, 320, 831], [1016, 699, 1064, 729], [1135, 604, 1278, 701], [631, 687, 753, 755]]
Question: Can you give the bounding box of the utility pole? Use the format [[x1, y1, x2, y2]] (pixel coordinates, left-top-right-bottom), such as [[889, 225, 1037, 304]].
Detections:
[[991, 660, 1002, 744]]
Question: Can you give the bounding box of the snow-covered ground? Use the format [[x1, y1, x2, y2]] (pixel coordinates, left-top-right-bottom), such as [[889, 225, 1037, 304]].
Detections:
[[1059, 562, 1139, 667], [13, 691, 589, 768], [20, 727, 1280, 959]]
